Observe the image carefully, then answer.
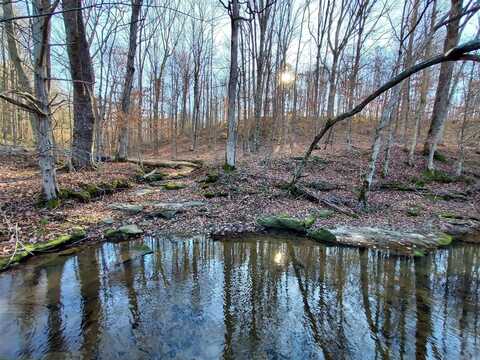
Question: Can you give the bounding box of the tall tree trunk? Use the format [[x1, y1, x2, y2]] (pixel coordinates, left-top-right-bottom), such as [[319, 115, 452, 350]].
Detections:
[[424, 0, 462, 170], [62, 0, 96, 168], [225, 0, 240, 169], [32, 0, 59, 201], [408, 0, 437, 166], [116, 0, 143, 161]]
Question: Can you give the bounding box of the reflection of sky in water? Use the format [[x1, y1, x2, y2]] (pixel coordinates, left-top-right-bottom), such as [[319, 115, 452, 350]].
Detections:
[[0, 234, 479, 359]]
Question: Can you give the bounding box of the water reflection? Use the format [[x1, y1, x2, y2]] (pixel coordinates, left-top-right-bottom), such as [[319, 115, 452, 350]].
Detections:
[[0, 234, 479, 359]]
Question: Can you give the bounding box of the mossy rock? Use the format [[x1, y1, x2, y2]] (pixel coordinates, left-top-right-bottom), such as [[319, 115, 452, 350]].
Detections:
[[307, 228, 337, 243], [205, 172, 220, 184], [257, 214, 316, 233], [413, 249, 426, 257], [105, 224, 143, 241], [315, 209, 334, 219], [163, 182, 186, 190], [406, 207, 422, 217], [437, 233, 453, 247], [45, 198, 61, 209], [439, 212, 464, 220], [0, 252, 29, 271], [433, 151, 447, 163], [131, 243, 153, 255], [24, 228, 86, 253], [109, 203, 144, 214], [203, 191, 228, 199], [0, 229, 86, 271]]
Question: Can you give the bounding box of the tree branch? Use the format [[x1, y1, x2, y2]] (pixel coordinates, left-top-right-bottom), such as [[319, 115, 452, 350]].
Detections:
[[289, 40, 480, 187]]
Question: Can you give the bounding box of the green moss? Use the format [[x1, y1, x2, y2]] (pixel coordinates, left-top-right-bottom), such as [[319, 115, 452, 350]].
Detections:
[[257, 214, 316, 233], [304, 215, 316, 228], [0, 252, 29, 271], [205, 172, 219, 183], [45, 198, 61, 209], [421, 170, 454, 184], [406, 207, 422, 217], [105, 225, 143, 241], [0, 229, 86, 271], [437, 233, 453, 247], [83, 183, 101, 196], [315, 210, 334, 219], [413, 249, 425, 257], [223, 163, 235, 172], [104, 228, 119, 239], [163, 182, 186, 190], [203, 190, 228, 198], [307, 229, 337, 243], [74, 190, 91, 202], [439, 212, 460, 219], [132, 243, 152, 253], [433, 151, 447, 163]]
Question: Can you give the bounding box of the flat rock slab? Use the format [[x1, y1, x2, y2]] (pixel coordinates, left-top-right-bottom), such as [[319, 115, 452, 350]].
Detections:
[[109, 203, 144, 214], [152, 201, 205, 211], [133, 188, 156, 196], [328, 226, 448, 255], [147, 201, 206, 220], [118, 224, 143, 235]]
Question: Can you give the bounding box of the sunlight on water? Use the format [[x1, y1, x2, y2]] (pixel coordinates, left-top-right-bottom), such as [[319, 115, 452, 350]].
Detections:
[[0, 233, 479, 359]]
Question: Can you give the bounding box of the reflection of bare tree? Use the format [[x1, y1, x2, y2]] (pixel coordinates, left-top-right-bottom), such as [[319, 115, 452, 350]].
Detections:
[[78, 247, 103, 358], [45, 258, 68, 356], [4, 236, 480, 358], [119, 243, 140, 327], [222, 241, 234, 360], [414, 256, 433, 359], [288, 242, 335, 359], [359, 249, 387, 358]]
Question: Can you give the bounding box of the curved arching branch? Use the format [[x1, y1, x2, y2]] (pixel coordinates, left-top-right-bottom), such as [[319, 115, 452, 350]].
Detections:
[[289, 39, 480, 187]]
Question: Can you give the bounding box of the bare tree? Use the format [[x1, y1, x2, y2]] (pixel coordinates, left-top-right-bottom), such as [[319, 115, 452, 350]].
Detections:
[[289, 40, 480, 191], [62, 0, 96, 168], [116, 0, 143, 161], [424, 0, 463, 170], [223, 0, 241, 169]]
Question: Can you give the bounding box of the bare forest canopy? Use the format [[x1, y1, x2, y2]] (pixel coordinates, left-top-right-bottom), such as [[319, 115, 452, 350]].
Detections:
[[0, 0, 479, 202]]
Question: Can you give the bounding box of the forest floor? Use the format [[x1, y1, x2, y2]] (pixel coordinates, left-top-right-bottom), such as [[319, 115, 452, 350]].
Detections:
[[0, 142, 479, 261]]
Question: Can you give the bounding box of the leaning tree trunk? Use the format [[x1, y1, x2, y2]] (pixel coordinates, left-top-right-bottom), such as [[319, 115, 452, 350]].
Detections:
[[62, 0, 96, 168], [288, 40, 480, 188], [117, 0, 143, 161], [358, 87, 402, 208], [225, 0, 240, 168], [424, 0, 462, 170]]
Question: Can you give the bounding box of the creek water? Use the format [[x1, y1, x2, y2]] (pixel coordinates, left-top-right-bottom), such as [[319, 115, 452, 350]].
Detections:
[[0, 233, 479, 359]]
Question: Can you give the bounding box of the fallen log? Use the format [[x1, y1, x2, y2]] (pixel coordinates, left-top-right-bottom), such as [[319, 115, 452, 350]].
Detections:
[[128, 158, 202, 169], [291, 185, 358, 218]]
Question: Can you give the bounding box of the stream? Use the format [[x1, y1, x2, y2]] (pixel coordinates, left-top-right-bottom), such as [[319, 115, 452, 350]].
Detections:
[[0, 233, 479, 359]]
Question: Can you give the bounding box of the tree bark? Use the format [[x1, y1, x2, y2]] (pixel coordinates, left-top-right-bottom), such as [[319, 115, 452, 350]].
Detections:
[[116, 0, 143, 161], [32, 0, 59, 200], [225, 0, 240, 169], [424, 0, 463, 170], [62, 0, 96, 168]]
